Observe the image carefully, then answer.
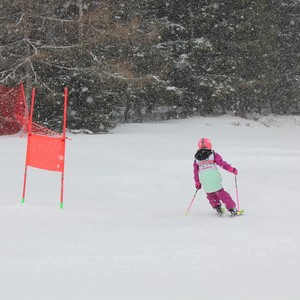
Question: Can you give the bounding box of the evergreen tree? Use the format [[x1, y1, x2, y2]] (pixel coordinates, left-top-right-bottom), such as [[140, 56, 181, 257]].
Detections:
[[0, 0, 299, 133]]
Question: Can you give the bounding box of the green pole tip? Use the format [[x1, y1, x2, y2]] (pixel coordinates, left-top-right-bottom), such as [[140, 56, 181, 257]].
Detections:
[[21, 198, 25, 204], [60, 202, 64, 209]]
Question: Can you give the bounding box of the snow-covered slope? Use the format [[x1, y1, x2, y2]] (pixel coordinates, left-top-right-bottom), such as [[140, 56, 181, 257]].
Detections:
[[0, 115, 299, 300]]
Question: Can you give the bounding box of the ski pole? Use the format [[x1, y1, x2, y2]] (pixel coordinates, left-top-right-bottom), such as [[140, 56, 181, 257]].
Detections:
[[185, 189, 199, 216], [235, 175, 240, 211]]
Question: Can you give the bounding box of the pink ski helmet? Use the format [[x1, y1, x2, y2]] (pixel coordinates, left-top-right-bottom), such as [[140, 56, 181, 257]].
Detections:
[[198, 138, 212, 149]]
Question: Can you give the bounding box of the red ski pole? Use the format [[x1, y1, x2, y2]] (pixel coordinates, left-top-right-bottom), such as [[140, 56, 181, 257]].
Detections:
[[185, 189, 199, 216]]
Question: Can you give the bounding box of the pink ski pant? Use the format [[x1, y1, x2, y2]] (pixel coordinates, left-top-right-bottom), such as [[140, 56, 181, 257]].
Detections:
[[206, 188, 236, 210]]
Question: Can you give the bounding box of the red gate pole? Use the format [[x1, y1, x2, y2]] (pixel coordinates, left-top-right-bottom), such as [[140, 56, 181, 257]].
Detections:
[[22, 88, 35, 204], [20, 80, 29, 124], [60, 87, 68, 209]]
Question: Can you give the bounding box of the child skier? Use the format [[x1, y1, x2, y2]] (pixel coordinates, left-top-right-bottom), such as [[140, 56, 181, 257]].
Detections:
[[193, 138, 238, 215]]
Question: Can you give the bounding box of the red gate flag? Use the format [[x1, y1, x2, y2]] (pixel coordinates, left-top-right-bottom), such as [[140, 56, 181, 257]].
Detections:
[[22, 87, 69, 209], [26, 135, 66, 172]]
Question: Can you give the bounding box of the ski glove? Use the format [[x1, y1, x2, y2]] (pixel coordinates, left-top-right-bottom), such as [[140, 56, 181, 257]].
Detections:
[[195, 182, 201, 189], [233, 168, 238, 175]]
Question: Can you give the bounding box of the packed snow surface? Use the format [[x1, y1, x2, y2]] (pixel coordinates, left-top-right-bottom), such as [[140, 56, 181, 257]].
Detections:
[[0, 115, 299, 300]]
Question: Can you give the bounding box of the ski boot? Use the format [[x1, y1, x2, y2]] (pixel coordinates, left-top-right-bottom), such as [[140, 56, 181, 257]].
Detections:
[[214, 205, 224, 215], [228, 208, 238, 216]]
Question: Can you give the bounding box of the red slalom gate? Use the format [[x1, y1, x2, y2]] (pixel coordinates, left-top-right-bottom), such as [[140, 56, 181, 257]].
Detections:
[[22, 87, 69, 209]]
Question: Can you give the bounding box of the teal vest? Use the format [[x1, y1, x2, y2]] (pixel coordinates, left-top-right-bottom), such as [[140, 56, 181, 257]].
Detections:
[[196, 153, 222, 193]]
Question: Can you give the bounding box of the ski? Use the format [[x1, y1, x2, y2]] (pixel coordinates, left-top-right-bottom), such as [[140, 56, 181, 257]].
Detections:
[[230, 209, 245, 216], [214, 208, 244, 217]]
